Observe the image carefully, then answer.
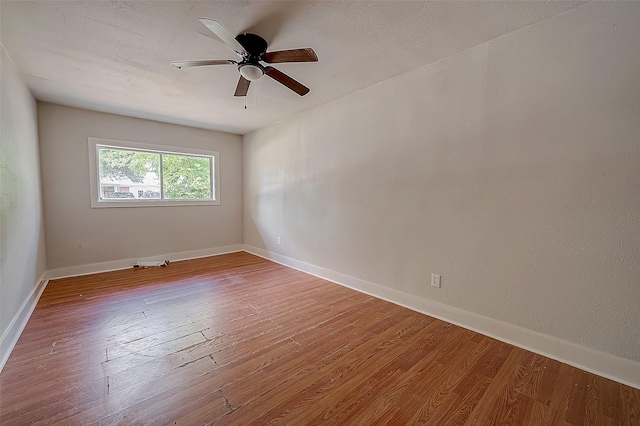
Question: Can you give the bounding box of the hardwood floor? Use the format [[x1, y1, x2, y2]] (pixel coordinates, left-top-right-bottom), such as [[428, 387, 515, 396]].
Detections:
[[1, 252, 638, 425]]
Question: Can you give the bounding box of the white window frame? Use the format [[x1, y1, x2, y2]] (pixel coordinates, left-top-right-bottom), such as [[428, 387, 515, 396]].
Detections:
[[88, 137, 220, 208]]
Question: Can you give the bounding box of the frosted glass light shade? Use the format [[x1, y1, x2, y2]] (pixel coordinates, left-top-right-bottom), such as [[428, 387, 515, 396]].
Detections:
[[239, 64, 263, 81]]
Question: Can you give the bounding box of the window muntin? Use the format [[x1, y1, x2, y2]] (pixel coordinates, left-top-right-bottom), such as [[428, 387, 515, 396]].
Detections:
[[88, 138, 219, 208]]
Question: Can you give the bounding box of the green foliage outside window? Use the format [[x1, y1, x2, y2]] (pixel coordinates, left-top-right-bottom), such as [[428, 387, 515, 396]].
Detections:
[[99, 148, 159, 183], [162, 154, 211, 200]]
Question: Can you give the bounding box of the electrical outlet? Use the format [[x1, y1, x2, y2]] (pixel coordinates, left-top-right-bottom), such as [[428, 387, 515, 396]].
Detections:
[[431, 274, 441, 288], [277, 236, 282, 245]]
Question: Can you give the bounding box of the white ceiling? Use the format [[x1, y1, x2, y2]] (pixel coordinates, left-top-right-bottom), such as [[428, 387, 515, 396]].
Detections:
[[1, 1, 586, 135]]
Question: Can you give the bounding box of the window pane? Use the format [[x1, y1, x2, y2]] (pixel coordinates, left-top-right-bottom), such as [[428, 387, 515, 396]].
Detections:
[[162, 154, 212, 200], [98, 148, 160, 199]]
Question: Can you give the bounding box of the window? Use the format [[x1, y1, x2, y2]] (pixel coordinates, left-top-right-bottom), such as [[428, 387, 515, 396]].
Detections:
[[88, 138, 220, 207]]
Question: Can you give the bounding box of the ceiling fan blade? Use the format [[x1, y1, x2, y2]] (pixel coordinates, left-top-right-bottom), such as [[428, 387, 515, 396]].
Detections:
[[265, 66, 310, 96], [198, 18, 247, 57], [263, 48, 318, 63], [171, 60, 235, 69], [234, 76, 251, 97]]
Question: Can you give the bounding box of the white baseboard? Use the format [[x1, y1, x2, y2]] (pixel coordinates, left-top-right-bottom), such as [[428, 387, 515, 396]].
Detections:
[[47, 244, 245, 279], [0, 272, 49, 372], [243, 245, 640, 390]]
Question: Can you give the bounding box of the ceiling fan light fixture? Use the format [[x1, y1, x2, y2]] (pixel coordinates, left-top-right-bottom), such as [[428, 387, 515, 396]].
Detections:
[[173, 19, 316, 96], [239, 64, 264, 81]]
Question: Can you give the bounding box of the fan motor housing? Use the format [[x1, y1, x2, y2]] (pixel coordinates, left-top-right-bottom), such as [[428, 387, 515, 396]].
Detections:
[[236, 33, 268, 58]]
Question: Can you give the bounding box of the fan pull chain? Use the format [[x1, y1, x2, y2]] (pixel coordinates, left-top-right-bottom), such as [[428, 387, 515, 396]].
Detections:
[[244, 96, 247, 110]]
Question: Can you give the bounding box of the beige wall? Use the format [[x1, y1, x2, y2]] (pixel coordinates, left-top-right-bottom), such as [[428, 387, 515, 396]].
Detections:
[[0, 46, 47, 341], [38, 103, 243, 269], [244, 2, 640, 364]]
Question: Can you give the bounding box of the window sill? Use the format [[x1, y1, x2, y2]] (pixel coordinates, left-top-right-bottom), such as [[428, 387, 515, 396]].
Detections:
[[90, 199, 220, 208]]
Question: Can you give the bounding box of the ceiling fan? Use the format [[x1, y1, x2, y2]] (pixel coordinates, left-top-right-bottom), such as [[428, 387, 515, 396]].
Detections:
[[171, 18, 318, 97]]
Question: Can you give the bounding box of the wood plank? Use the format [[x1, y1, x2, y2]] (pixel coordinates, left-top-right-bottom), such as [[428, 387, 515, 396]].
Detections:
[[0, 252, 637, 425]]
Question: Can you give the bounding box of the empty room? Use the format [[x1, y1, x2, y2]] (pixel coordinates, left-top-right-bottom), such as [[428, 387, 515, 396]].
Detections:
[[1, 1, 639, 424]]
